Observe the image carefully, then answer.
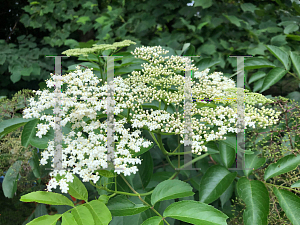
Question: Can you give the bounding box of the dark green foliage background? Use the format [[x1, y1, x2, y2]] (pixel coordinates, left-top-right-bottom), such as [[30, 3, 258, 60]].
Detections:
[[1, 0, 300, 225], [1, 0, 300, 100]]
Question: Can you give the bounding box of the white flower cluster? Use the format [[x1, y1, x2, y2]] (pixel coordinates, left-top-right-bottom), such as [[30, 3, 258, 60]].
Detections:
[[23, 45, 281, 192], [23, 66, 152, 193]]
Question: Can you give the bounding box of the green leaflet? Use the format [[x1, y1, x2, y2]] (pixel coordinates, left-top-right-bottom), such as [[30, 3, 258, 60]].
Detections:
[[71, 205, 94, 225], [84, 200, 112, 225], [62, 213, 78, 225], [20, 191, 74, 207], [151, 180, 194, 205], [163, 200, 228, 225], [199, 165, 237, 204], [264, 154, 300, 181], [66, 174, 88, 202], [106, 195, 149, 216], [265, 45, 290, 70], [2, 160, 22, 198], [237, 177, 269, 225], [273, 187, 300, 225], [27, 214, 62, 225], [141, 216, 163, 225], [244, 154, 266, 177]]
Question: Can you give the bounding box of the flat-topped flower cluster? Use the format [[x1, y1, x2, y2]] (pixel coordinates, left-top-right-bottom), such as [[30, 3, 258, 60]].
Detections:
[[23, 45, 281, 193]]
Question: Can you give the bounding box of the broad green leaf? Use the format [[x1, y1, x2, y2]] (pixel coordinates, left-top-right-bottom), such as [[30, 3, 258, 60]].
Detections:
[[133, 151, 153, 190], [222, 14, 241, 27], [260, 67, 286, 93], [163, 200, 228, 225], [199, 165, 237, 204], [141, 216, 163, 225], [244, 154, 266, 177], [181, 43, 195, 56], [248, 71, 266, 84], [195, 57, 220, 72], [94, 170, 115, 178], [194, 0, 212, 9], [271, 34, 288, 46], [167, 135, 179, 152], [181, 43, 190, 54], [221, 133, 237, 150], [220, 181, 234, 208], [0, 117, 35, 139], [293, 1, 300, 14], [106, 195, 149, 216], [273, 187, 300, 225], [34, 203, 48, 218], [197, 43, 216, 55], [253, 78, 264, 92], [287, 91, 300, 103], [205, 141, 220, 155], [62, 213, 78, 225], [84, 200, 112, 225], [27, 214, 62, 225], [266, 45, 290, 70], [98, 195, 109, 204], [247, 43, 267, 56], [264, 154, 300, 181], [109, 211, 149, 225], [29, 148, 41, 178], [10, 72, 21, 83], [291, 180, 300, 188], [237, 178, 269, 225], [21, 66, 33, 76], [64, 39, 79, 49], [244, 58, 276, 70], [2, 160, 22, 198], [0, 54, 6, 65], [284, 24, 299, 34], [197, 22, 208, 30], [290, 51, 300, 78], [29, 122, 73, 149], [151, 180, 194, 205], [241, 3, 258, 13], [21, 118, 39, 147], [66, 174, 88, 202], [76, 16, 90, 25], [20, 191, 74, 207], [71, 205, 94, 225], [219, 142, 235, 168]]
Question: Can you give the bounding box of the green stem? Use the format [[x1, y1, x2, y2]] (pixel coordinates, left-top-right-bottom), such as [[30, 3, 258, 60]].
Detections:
[[127, 108, 131, 122], [108, 193, 117, 198], [171, 143, 182, 153], [164, 101, 168, 111], [154, 132, 177, 170], [89, 180, 152, 196], [177, 153, 210, 170], [288, 71, 300, 81], [120, 174, 170, 225], [265, 182, 300, 194], [168, 151, 193, 155]]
